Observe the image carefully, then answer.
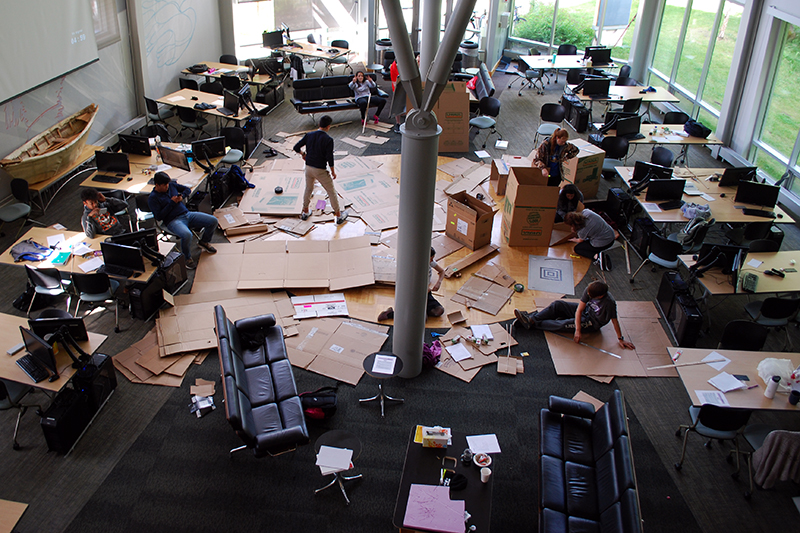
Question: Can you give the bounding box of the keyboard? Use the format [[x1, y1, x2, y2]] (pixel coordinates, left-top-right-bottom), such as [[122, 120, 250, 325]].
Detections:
[[742, 208, 776, 218], [658, 200, 685, 211], [16, 354, 48, 383], [742, 272, 759, 293], [94, 174, 124, 184], [99, 264, 135, 278]]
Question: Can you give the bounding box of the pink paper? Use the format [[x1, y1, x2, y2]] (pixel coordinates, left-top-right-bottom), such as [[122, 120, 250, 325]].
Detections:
[[403, 484, 465, 533], [315, 199, 327, 210]]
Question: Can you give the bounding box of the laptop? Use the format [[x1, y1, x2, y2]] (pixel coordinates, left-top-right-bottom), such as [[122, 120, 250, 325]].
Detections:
[[583, 78, 611, 99], [118, 134, 152, 156], [587, 47, 612, 67], [94, 151, 130, 183]]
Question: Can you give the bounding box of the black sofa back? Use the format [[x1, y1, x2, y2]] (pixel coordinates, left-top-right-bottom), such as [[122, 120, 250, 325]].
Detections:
[[290, 74, 388, 115]]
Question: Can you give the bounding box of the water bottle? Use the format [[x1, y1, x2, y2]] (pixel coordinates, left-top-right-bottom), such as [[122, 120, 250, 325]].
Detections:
[[765, 375, 781, 399], [552, 53, 557, 64]]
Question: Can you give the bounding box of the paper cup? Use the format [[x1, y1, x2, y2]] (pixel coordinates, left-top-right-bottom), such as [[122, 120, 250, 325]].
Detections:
[[480, 467, 491, 483]]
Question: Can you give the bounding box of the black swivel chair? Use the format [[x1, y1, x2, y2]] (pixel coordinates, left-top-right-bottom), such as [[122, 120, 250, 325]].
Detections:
[[179, 78, 199, 91], [512, 55, 547, 97], [144, 97, 176, 135], [616, 65, 632, 80], [328, 40, 353, 75], [717, 320, 769, 351], [664, 111, 690, 125], [220, 74, 241, 92], [651, 146, 674, 167], [748, 239, 779, 253], [72, 272, 121, 333], [601, 136, 630, 178], [615, 77, 638, 86], [25, 265, 69, 317], [630, 233, 683, 282], [726, 221, 772, 247], [220, 127, 253, 171], [1, 379, 41, 450], [176, 107, 210, 140], [744, 297, 800, 351], [553, 44, 577, 83], [0, 174, 45, 238], [137, 124, 172, 143], [534, 103, 567, 145], [674, 404, 752, 474], [199, 80, 224, 95], [220, 54, 238, 65], [469, 97, 502, 149]]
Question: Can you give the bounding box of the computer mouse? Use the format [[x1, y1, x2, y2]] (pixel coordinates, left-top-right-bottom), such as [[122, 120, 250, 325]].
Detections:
[[48, 374, 60, 382], [720, 193, 725, 197], [127, 176, 133, 181], [274, 186, 283, 194], [191, 96, 199, 101]]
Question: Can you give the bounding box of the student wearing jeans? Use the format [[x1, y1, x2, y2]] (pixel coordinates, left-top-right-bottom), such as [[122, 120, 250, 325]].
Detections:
[[349, 71, 386, 125], [148, 172, 218, 270]]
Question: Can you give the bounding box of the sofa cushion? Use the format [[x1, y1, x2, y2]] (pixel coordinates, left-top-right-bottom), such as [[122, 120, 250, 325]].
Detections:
[[215, 306, 231, 339], [599, 501, 623, 533], [218, 337, 234, 378], [245, 365, 275, 407], [618, 488, 642, 533], [565, 461, 598, 519], [569, 516, 601, 533], [564, 415, 594, 465], [234, 314, 276, 331], [326, 84, 353, 100], [607, 391, 628, 440], [592, 403, 614, 461], [264, 327, 288, 364], [541, 455, 567, 513], [595, 448, 620, 514], [223, 375, 242, 431], [248, 400, 284, 438], [271, 359, 299, 401], [241, 345, 266, 368], [550, 396, 596, 419], [541, 508, 567, 533], [541, 408, 564, 458], [294, 86, 323, 102], [278, 396, 306, 429], [614, 436, 636, 493]]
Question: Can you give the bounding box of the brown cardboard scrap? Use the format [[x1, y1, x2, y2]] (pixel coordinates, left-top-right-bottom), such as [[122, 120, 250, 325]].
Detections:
[[473, 262, 515, 288], [573, 391, 603, 411], [437, 158, 482, 178], [447, 310, 466, 325], [444, 164, 491, 196], [443, 244, 499, 278], [329, 236, 375, 291], [372, 254, 397, 284], [275, 218, 315, 236], [549, 222, 576, 247], [225, 223, 274, 237], [445, 191, 495, 250], [306, 320, 389, 385], [515, 357, 524, 373], [337, 170, 400, 213], [496, 356, 518, 375], [587, 375, 615, 384], [617, 301, 662, 319], [453, 277, 514, 316], [546, 329, 646, 377], [162, 353, 197, 377], [191, 378, 216, 397], [476, 323, 518, 355], [432, 203, 447, 232], [435, 349, 481, 382], [214, 206, 249, 230], [361, 204, 400, 231]]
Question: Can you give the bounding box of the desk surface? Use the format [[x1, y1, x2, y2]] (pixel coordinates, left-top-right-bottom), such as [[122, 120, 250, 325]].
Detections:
[[0, 227, 174, 279], [181, 61, 273, 86], [572, 85, 680, 103], [680, 250, 800, 295], [81, 142, 214, 193], [0, 312, 107, 392], [277, 42, 347, 61], [616, 167, 794, 224], [669, 347, 799, 410], [156, 88, 267, 121], [597, 125, 723, 146], [520, 54, 615, 70], [393, 428, 492, 532]]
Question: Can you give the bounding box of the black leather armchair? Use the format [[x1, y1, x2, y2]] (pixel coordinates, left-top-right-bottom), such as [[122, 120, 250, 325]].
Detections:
[[539, 390, 642, 533], [214, 305, 309, 458]]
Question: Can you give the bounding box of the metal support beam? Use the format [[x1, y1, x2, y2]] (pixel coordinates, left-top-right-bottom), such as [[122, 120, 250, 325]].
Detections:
[[419, 0, 441, 79]]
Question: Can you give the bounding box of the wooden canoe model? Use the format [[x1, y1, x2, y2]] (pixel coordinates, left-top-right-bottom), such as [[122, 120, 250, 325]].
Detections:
[[0, 104, 98, 184]]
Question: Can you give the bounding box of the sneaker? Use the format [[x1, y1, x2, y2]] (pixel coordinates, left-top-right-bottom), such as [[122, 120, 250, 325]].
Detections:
[[198, 241, 217, 254], [185, 258, 197, 270], [603, 255, 613, 271], [514, 309, 531, 329], [361, 119, 365, 126], [300, 212, 310, 221], [392, 123, 401, 133], [427, 305, 445, 318], [373, 115, 379, 125], [336, 211, 349, 225], [378, 307, 394, 321]]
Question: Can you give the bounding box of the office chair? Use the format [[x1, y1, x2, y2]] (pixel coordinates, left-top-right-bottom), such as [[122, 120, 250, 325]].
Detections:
[[220, 127, 253, 171], [674, 404, 752, 473], [666, 218, 714, 254], [552, 44, 577, 83], [616, 65, 632, 80], [651, 146, 674, 167], [747, 239, 779, 253], [0, 173, 44, 239], [176, 107, 210, 140], [743, 297, 800, 351], [630, 233, 682, 282], [1, 379, 41, 450], [103, 189, 134, 232], [534, 104, 567, 145], [144, 97, 176, 136], [220, 74, 241, 92], [199, 80, 224, 95], [25, 265, 70, 317], [71, 272, 121, 333], [37, 308, 74, 319], [717, 320, 769, 351], [328, 40, 353, 75], [726, 221, 772, 247], [664, 111, 690, 125], [179, 78, 199, 91], [745, 427, 800, 496], [607, 96, 642, 118], [469, 97, 502, 149], [510, 56, 546, 96], [220, 54, 238, 65], [134, 194, 155, 231], [601, 136, 630, 178], [137, 124, 172, 143], [615, 77, 638, 86]]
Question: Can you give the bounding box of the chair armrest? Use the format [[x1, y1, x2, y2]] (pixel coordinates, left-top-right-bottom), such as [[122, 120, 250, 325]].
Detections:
[[255, 426, 310, 457], [548, 395, 596, 419]]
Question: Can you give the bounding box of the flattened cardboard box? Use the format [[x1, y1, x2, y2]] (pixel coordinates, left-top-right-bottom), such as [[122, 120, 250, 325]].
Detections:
[[529, 139, 604, 199], [501, 166, 558, 247], [238, 171, 306, 214], [445, 191, 496, 250]]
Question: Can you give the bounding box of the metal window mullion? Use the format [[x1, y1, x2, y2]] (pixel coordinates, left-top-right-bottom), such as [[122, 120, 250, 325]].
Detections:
[[550, 0, 560, 53], [751, 22, 788, 159], [668, 0, 694, 85], [694, 1, 726, 111]]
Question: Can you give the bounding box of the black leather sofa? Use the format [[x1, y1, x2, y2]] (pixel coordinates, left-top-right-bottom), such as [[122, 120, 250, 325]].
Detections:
[[214, 305, 309, 458], [290, 74, 389, 116], [539, 390, 643, 533]]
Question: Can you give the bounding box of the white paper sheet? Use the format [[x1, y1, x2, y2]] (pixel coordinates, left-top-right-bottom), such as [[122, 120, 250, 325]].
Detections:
[[445, 342, 473, 362], [316, 445, 353, 472], [474, 150, 491, 158], [642, 202, 662, 212], [466, 433, 501, 454], [47, 234, 65, 247], [470, 324, 493, 341], [747, 258, 763, 268], [700, 193, 715, 202], [78, 257, 104, 273], [372, 354, 396, 375], [72, 243, 93, 256], [708, 372, 746, 393], [702, 351, 731, 371], [695, 390, 730, 406]]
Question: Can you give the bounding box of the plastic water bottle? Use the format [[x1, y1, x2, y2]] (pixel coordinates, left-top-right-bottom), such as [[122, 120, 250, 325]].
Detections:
[[765, 375, 781, 399], [552, 53, 557, 64]]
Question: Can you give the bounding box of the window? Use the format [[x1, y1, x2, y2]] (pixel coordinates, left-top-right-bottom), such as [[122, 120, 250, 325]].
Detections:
[[91, 0, 120, 49]]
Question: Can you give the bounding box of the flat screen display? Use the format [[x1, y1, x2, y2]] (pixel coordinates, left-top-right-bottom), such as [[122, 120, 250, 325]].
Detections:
[[29, 317, 89, 342], [734, 180, 780, 208], [718, 166, 757, 187], [20, 326, 58, 374], [192, 137, 227, 160], [583, 78, 611, 96], [159, 145, 191, 172], [615, 115, 640, 137], [632, 161, 673, 182], [100, 242, 145, 272], [119, 134, 152, 157], [108, 228, 158, 250], [645, 179, 686, 202], [95, 151, 130, 174]]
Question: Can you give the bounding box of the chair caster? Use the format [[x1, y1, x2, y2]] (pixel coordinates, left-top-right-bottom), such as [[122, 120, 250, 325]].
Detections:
[[675, 428, 682, 437], [704, 441, 713, 449], [114, 327, 120, 333], [674, 463, 682, 471], [630, 278, 635, 283], [12, 442, 20, 451], [731, 471, 739, 480], [726, 455, 734, 464]]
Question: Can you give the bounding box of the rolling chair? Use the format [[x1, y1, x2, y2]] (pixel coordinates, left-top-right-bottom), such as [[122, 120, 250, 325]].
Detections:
[[103, 189, 134, 232], [743, 297, 800, 351], [534, 104, 567, 146], [469, 97, 502, 149], [144, 97, 176, 136], [137, 124, 172, 143], [25, 265, 70, 317], [564, 68, 585, 93], [176, 107, 211, 140], [664, 111, 690, 125], [674, 404, 752, 474], [606, 97, 642, 119], [667, 218, 714, 254], [71, 272, 121, 333], [199, 80, 224, 95], [219, 127, 254, 172], [615, 77, 638, 87], [511, 56, 546, 96], [552, 44, 577, 83], [134, 194, 155, 231], [220, 54, 238, 65], [220, 74, 242, 92], [179, 78, 199, 91], [630, 233, 682, 282], [744, 428, 800, 496], [726, 221, 772, 247], [615, 65, 632, 81], [328, 40, 354, 76], [0, 174, 45, 239], [1, 379, 41, 450], [651, 146, 674, 167], [717, 320, 769, 351], [600, 136, 630, 178]]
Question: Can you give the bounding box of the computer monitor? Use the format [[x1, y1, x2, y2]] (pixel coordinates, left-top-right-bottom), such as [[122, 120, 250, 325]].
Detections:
[[734, 179, 780, 208], [718, 166, 758, 187], [118, 134, 151, 157], [262, 30, 284, 49], [107, 228, 158, 250], [587, 47, 612, 66], [632, 161, 673, 183], [158, 145, 191, 172], [28, 317, 89, 342], [222, 90, 240, 117], [20, 326, 58, 375], [191, 136, 227, 160], [95, 151, 130, 174], [694, 243, 749, 274], [582, 77, 611, 97], [615, 115, 641, 137], [100, 241, 146, 272], [645, 179, 686, 202]]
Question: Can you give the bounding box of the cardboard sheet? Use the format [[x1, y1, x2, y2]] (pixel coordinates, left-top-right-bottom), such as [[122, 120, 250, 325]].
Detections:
[[573, 391, 603, 411], [473, 262, 515, 288], [453, 277, 515, 315], [528, 255, 576, 296], [336, 170, 400, 213], [435, 349, 481, 383], [238, 172, 307, 215], [443, 244, 499, 278], [437, 158, 481, 178], [332, 155, 383, 177]]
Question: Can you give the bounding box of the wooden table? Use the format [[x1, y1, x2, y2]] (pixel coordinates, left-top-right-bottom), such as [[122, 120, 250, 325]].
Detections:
[[181, 61, 273, 87], [0, 227, 174, 279], [0, 312, 107, 392], [680, 250, 800, 295], [571, 85, 680, 104], [393, 427, 493, 532], [0, 499, 27, 533], [669, 347, 799, 410], [277, 42, 348, 62], [616, 167, 794, 224], [156, 88, 268, 122], [80, 142, 215, 194], [597, 125, 723, 166]]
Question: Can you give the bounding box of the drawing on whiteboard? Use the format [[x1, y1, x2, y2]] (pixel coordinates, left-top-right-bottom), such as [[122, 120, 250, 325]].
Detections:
[[4, 78, 66, 138], [143, 0, 197, 67]]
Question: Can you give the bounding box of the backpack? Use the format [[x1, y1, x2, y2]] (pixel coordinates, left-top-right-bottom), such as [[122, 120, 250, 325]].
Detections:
[[684, 119, 712, 139], [10, 239, 52, 262], [677, 217, 714, 246], [299, 386, 338, 420], [225, 165, 255, 194], [187, 63, 209, 74]]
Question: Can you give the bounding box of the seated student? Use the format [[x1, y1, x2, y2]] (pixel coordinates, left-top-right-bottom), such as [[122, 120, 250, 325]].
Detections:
[[378, 247, 445, 321], [81, 188, 129, 238], [147, 172, 218, 270], [514, 281, 636, 350], [565, 210, 615, 260], [555, 183, 585, 223]]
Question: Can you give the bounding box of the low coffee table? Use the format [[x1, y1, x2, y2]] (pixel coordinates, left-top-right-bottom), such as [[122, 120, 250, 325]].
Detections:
[[359, 352, 404, 418], [314, 429, 363, 505]]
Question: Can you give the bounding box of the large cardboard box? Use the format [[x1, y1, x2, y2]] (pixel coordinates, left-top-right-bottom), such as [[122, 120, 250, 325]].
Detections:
[[446, 191, 496, 250], [433, 82, 470, 153], [501, 167, 559, 247], [528, 139, 605, 199]]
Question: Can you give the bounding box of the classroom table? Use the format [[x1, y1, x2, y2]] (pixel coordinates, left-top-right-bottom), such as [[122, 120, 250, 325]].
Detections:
[[276, 41, 348, 64], [156, 88, 268, 122], [679, 250, 800, 295], [0, 312, 107, 392], [597, 124, 723, 165], [520, 54, 616, 71], [80, 142, 217, 194], [181, 61, 273, 87], [615, 167, 794, 224], [570, 85, 680, 123], [668, 347, 799, 410]]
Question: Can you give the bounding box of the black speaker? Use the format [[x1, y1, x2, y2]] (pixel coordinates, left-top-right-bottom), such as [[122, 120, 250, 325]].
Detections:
[[670, 294, 702, 347], [72, 354, 117, 413], [606, 187, 633, 228], [40, 388, 93, 454], [569, 105, 589, 133], [767, 225, 784, 248]]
